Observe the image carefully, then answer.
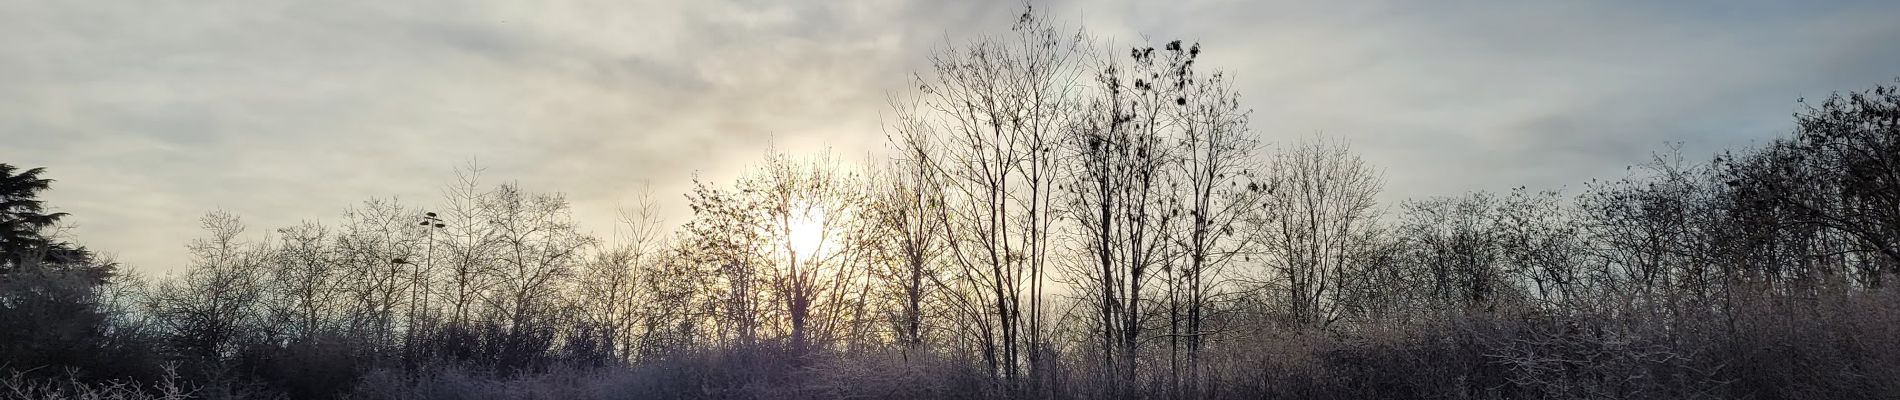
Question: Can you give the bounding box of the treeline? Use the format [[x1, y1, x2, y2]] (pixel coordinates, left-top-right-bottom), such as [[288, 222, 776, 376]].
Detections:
[[4, 9, 1900, 400]]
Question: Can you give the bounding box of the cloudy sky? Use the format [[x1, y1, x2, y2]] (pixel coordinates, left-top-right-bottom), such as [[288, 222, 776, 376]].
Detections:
[[4, 0, 1897, 274]]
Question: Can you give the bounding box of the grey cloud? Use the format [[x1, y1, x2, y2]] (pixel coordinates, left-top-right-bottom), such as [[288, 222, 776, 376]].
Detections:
[[2, 0, 1895, 273]]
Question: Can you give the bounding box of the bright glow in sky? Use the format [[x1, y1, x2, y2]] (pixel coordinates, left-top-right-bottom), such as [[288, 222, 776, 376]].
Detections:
[[3, 0, 1897, 273], [786, 204, 830, 263]]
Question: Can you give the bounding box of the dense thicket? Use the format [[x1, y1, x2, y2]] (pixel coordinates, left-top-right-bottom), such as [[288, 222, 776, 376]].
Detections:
[[5, 10, 1899, 400]]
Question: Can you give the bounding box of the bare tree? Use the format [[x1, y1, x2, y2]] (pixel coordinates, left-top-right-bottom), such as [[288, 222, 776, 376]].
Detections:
[[867, 124, 949, 356], [1578, 148, 1728, 319], [575, 185, 667, 362], [334, 199, 424, 353], [1764, 84, 1900, 285], [1160, 40, 1257, 397], [631, 237, 705, 359], [151, 211, 266, 363], [1064, 39, 1182, 396], [1251, 137, 1383, 329], [683, 175, 768, 349], [1493, 188, 1588, 309], [1395, 192, 1508, 312], [682, 151, 872, 357], [262, 221, 341, 342], [905, 8, 1088, 391], [437, 165, 503, 327], [484, 184, 592, 344], [752, 152, 869, 356]]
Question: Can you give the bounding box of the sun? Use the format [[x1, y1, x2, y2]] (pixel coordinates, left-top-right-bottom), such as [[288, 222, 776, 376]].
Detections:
[[786, 205, 830, 260]]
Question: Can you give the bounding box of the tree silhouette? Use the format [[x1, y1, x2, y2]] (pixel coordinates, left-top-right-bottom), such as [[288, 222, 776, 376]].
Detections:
[[1249, 137, 1384, 329], [902, 9, 1086, 393], [0, 164, 74, 270], [0, 165, 146, 382]]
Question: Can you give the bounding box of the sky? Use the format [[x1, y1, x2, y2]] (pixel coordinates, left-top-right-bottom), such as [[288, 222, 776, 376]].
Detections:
[[3, 0, 1897, 275]]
